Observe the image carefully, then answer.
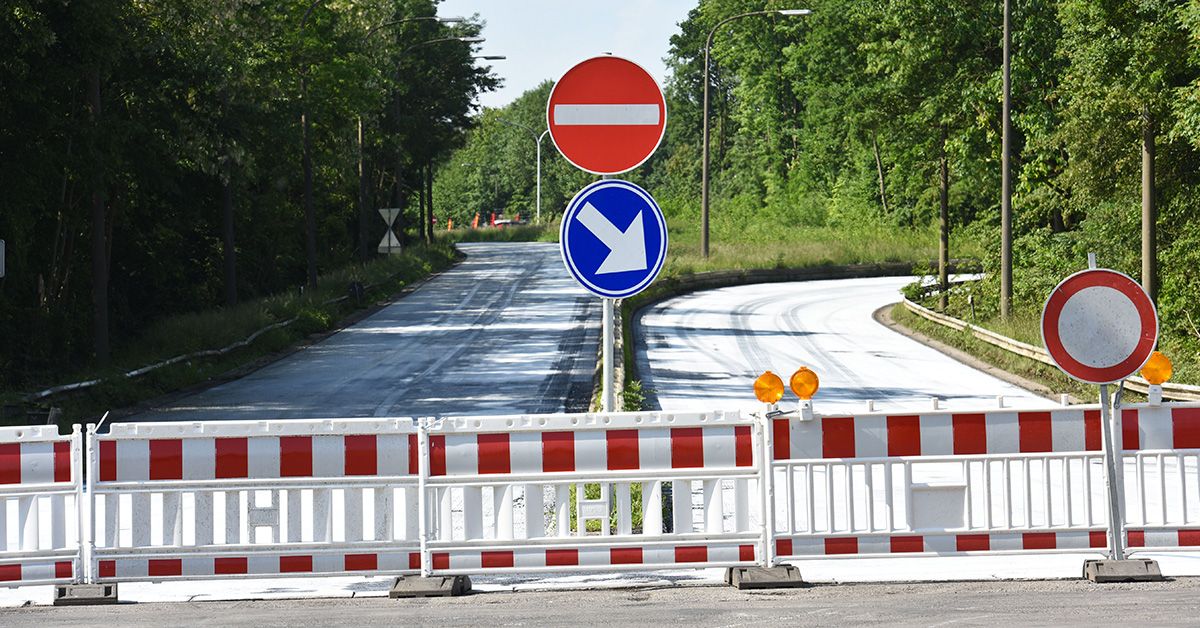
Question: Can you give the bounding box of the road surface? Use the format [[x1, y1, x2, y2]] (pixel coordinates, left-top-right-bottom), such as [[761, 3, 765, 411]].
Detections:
[[125, 243, 598, 422], [634, 276, 1052, 414]]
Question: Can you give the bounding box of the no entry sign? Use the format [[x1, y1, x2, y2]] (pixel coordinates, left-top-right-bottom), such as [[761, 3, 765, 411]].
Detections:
[[547, 55, 667, 175], [1041, 268, 1158, 384]]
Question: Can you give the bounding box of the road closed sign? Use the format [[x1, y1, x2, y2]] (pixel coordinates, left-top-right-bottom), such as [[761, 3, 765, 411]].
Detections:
[[547, 55, 667, 175], [1041, 268, 1158, 384]]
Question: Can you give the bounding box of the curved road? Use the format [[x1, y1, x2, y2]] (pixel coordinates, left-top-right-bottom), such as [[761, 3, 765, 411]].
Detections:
[[634, 276, 1052, 415], [127, 242, 598, 422]]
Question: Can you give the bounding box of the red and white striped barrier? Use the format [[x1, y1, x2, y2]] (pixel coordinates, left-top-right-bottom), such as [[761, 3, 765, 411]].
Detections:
[[420, 412, 763, 575], [6, 401, 1200, 591], [87, 419, 422, 584], [0, 425, 82, 587]]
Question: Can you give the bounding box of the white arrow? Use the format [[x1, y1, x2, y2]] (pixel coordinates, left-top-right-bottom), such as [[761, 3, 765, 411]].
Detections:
[[576, 201, 647, 275]]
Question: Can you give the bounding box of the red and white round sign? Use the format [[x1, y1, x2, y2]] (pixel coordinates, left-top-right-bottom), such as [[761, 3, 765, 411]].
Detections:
[[547, 55, 667, 175], [1041, 268, 1158, 384]]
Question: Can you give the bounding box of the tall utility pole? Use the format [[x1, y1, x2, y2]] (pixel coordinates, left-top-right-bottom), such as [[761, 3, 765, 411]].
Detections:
[[1000, 0, 1013, 317], [1143, 106, 1157, 303]]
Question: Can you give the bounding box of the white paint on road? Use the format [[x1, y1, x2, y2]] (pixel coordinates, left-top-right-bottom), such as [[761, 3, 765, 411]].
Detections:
[[635, 276, 1052, 414]]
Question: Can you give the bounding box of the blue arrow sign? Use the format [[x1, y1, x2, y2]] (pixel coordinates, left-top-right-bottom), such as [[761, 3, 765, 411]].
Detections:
[[560, 179, 667, 299]]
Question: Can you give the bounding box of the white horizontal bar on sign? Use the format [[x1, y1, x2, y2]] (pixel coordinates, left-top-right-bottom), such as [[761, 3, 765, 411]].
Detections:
[[554, 104, 660, 126]]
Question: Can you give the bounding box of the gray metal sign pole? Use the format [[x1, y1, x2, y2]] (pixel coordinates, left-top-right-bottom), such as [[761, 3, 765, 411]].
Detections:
[[602, 297, 614, 413], [1099, 383, 1126, 560]]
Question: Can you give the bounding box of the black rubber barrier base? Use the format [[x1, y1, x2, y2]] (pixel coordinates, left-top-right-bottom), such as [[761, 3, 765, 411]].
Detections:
[[1083, 559, 1163, 583], [389, 575, 472, 598], [53, 583, 119, 606], [726, 565, 805, 590]]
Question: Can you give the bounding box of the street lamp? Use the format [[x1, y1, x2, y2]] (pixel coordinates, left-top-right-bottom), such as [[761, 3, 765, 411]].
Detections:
[[496, 119, 549, 223], [357, 16, 466, 263], [472, 55, 507, 61], [700, 9, 811, 258]]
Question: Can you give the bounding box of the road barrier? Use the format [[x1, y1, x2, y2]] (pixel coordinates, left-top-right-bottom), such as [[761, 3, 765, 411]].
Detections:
[[2, 401, 1199, 594], [0, 425, 82, 587]]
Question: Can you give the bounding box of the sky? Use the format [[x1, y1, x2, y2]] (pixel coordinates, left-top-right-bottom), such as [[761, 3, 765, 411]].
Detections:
[[436, 0, 696, 111]]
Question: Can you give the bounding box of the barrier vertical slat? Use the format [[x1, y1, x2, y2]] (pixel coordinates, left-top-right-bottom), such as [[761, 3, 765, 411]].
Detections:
[[463, 487, 483, 539], [734, 479, 749, 532], [615, 483, 632, 535], [1134, 455, 1147, 526], [864, 464, 876, 532], [672, 480, 691, 533], [438, 489, 453, 540], [194, 491, 214, 547], [165, 491, 183, 547], [805, 464, 816, 535], [1063, 458, 1074, 528], [1042, 460, 1052, 528], [403, 486, 418, 541], [1158, 453, 1168, 525], [19, 495, 38, 551], [132, 493, 151, 548], [1178, 453, 1189, 527], [884, 462, 896, 531], [520, 484, 541, 538], [224, 490, 239, 545], [374, 487, 391, 543], [644, 481, 663, 534], [496, 485, 514, 540], [313, 488, 332, 543], [51, 496, 66, 551], [345, 487, 364, 543], [0, 494, 7, 552], [555, 485, 571, 537], [702, 480, 720, 534]]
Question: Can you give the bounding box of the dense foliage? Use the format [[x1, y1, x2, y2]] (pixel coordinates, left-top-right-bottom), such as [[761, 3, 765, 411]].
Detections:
[[6, 0, 1200, 394], [0, 0, 496, 389], [436, 0, 1200, 358]]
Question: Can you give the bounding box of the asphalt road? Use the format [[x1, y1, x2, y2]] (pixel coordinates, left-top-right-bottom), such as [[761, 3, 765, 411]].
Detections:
[[634, 276, 1054, 415], [6, 578, 1200, 627], [124, 242, 599, 422]]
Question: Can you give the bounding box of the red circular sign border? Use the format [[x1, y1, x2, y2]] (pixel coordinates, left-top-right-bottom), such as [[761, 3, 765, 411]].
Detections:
[[1040, 268, 1158, 385], [546, 55, 667, 176]]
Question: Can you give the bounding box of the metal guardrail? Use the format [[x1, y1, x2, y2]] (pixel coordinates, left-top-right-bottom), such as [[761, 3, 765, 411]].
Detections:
[[901, 298, 1200, 402]]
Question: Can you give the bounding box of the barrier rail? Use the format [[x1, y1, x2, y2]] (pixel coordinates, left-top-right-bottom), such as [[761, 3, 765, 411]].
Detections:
[[4, 401, 1200, 594]]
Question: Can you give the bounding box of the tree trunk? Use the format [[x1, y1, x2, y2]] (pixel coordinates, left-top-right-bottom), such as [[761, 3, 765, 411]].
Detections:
[[418, 164, 427, 243], [872, 131, 889, 214], [938, 126, 950, 313], [425, 161, 434, 244], [220, 87, 237, 308], [301, 74, 317, 289], [358, 116, 369, 264], [1142, 106, 1157, 304], [89, 69, 109, 367]]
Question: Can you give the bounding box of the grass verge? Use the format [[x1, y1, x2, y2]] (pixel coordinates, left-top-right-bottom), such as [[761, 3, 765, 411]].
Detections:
[[5, 243, 460, 428]]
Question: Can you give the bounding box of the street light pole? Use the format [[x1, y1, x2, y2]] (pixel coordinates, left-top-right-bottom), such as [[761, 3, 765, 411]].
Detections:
[[497, 119, 549, 223], [701, 9, 811, 258]]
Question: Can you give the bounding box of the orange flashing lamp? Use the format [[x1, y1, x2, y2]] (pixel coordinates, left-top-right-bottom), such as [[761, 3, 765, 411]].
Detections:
[[1141, 351, 1172, 386], [790, 367, 820, 400], [754, 371, 785, 404]]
